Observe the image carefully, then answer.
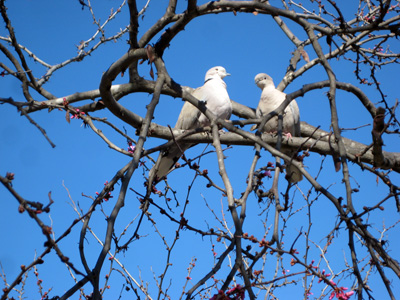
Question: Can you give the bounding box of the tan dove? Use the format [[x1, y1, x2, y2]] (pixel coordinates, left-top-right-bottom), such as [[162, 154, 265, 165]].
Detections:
[[254, 73, 303, 183], [149, 66, 232, 182]]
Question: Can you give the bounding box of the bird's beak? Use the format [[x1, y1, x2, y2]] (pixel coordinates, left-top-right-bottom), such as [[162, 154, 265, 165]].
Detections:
[[225, 73, 231, 77]]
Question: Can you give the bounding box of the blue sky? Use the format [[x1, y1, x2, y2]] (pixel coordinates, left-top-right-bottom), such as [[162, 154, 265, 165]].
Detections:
[[1, 1, 399, 299]]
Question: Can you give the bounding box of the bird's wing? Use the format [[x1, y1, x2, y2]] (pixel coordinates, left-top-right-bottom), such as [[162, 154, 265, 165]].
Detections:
[[283, 97, 301, 137], [149, 87, 206, 182], [175, 87, 204, 130], [281, 95, 302, 183]]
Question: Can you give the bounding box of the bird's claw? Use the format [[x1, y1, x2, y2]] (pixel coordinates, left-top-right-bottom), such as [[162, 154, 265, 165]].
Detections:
[[284, 132, 293, 139]]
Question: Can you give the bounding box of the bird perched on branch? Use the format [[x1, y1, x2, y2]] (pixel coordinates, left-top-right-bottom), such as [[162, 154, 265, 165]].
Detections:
[[253, 73, 303, 183], [149, 66, 232, 182]]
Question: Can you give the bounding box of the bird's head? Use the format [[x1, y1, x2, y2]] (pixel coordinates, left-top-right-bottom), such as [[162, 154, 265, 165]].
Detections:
[[205, 66, 230, 81], [254, 73, 274, 89]]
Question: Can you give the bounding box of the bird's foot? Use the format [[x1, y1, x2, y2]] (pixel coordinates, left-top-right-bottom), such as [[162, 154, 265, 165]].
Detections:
[[284, 132, 293, 139]]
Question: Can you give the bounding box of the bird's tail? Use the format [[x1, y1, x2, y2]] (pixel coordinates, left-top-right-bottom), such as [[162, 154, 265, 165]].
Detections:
[[285, 161, 303, 183], [149, 143, 191, 183]]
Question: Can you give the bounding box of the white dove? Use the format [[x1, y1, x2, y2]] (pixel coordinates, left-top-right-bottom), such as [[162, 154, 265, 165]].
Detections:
[[149, 66, 232, 182], [254, 73, 303, 183]]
